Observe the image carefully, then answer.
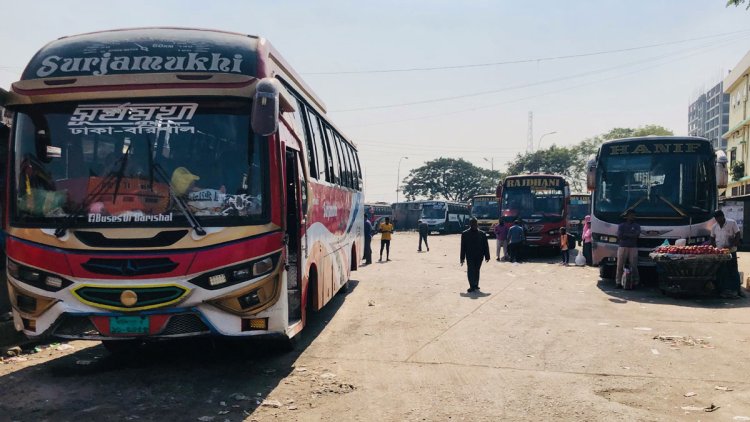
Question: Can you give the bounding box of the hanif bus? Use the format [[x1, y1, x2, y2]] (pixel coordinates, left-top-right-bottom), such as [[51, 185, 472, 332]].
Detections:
[[498, 174, 569, 247], [567, 193, 591, 238], [419, 200, 471, 234], [0, 28, 363, 351], [587, 136, 727, 279], [470, 194, 499, 236]]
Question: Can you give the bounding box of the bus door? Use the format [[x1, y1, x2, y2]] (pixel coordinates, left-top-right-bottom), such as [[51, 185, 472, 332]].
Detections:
[[285, 148, 303, 324]]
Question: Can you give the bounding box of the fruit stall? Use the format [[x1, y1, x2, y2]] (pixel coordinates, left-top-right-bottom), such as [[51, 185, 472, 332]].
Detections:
[[649, 245, 731, 295]]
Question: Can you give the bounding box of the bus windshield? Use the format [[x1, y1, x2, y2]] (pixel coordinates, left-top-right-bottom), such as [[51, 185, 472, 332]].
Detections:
[[594, 153, 715, 224], [502, 186, 564, 219], [471, 199, 499, 219], [12, 99, 268, 228], [569, 196, 590, 221], [421, 202, 446, 219]]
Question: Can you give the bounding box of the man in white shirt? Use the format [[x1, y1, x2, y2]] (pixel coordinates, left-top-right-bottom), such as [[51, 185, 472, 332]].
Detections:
[[710, 210, 744, 298]]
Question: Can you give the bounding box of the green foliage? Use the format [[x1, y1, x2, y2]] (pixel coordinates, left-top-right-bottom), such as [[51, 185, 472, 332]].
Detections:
[[401, 158, 503, 202], [504, 125, 674, 192], [727, 0, 749, 9], [732, 161, 745, 180]]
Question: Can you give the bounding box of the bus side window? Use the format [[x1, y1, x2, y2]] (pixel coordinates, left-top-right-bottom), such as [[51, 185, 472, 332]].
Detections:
[[292, 97, 317, 179], [323, 125, 340, 185], [342, 142, 355, 190], [352, 149, 363, 191], [307, 112, 329, 182], [336, 134, 352, 189]]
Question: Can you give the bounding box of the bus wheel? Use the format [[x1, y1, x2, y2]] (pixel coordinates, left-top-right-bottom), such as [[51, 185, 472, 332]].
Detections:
[[101, 339, 142, 355], [599, 265, 615, 280]]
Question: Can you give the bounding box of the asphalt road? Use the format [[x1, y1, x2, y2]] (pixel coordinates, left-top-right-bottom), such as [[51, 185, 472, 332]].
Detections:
[[2, 232, 750, 421]]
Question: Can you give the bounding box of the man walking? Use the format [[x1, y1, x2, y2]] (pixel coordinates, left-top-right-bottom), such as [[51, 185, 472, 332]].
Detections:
[[460, 218, 490, 293], [378, 217, 394, 262], [711, 209, 744, 298], [363, 214, 373, 265], [615, 209, 640, 289], [493, 220, 509, 261], [417, 220, 430, 252], [507, 219, 525, 263]]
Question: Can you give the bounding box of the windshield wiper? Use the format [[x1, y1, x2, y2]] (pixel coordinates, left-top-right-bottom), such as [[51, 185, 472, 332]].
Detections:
[[657, 195, 687, 217], [54, 150, 131, 238], [151, 163, 206, 236]]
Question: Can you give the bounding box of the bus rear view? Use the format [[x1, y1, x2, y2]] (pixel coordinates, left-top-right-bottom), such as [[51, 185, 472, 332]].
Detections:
[[588, 136, 728, 279]]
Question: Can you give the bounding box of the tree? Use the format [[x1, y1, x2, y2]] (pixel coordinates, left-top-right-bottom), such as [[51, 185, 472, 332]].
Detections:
[[504, 125, 674, 192], [401, 158, 503, 202], [727, 0, 749, 9]]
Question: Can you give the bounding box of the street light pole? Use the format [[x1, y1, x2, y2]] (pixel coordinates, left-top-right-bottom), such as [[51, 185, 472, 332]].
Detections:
[[396, 156, 408, 204], [483, 157, 494, 172], [537, 131, 558, 150]]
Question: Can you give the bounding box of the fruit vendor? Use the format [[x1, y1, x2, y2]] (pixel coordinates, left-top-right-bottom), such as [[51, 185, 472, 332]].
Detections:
[[711, 209, 745, 298]]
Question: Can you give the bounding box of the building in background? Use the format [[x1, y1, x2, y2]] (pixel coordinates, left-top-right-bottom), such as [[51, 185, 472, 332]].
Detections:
[[688, 81, 729, 151], [724, 50, 750, 196]]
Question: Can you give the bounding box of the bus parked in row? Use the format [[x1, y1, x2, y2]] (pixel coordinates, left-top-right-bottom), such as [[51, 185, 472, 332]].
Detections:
[[419, 200, 471, 234], [498, 174, 569, 248], [470, 194, 499, 236], [365, 202, 392, 228], [568, 193, 591, 239], [1, 28, 363, 351], [587, 136, 726, 279]]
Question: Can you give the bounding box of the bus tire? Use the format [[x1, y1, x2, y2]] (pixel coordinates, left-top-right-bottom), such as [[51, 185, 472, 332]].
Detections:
[[274, 333, 299, 353], [101, 339, 142, 355], [599, 265, 615, 280]]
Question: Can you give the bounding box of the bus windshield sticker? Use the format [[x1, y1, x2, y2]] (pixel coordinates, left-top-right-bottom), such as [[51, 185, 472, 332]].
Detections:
[[67, 102, 198, 136]]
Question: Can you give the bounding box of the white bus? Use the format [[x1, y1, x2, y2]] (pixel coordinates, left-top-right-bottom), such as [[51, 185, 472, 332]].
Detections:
[[587, 136, 727, 279]]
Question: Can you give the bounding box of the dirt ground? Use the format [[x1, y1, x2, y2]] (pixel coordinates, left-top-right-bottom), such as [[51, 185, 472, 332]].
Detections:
[[2, 232, 750, 421]]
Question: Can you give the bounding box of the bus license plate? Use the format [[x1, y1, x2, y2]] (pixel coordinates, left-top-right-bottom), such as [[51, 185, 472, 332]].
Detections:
[[110, 316, 149, 335]]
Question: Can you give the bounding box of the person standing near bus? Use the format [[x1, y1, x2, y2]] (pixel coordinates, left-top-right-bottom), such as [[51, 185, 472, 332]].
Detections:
[[559, 227, 570, 266], [711, 209, 744, 298], [417, 220, 430, 252], [379, 217, 394, 262], [493, 220, 509, 261], [460, 218, 490, 292], [363, 214, 373, 265], [615, 209, 640, 289], [507, 219, 525, 263], [582, 215, 593, 266]]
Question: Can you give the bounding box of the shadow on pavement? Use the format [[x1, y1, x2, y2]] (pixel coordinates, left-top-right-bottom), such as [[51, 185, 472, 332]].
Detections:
[[0, 280, 360, 420], [459, 291, 491, 299], [595, 276, 750, 309]]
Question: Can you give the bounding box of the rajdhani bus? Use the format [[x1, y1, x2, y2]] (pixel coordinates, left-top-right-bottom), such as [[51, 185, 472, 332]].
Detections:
[[498, 174, 569, 247], [470, 194, 499, 236], [587, 136, 727, 279], [567, 193, 591, 238], [0, 28, 363, 351]]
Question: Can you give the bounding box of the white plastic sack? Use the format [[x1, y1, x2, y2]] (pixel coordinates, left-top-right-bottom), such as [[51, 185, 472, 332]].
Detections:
[[575, 251, 586, 266]]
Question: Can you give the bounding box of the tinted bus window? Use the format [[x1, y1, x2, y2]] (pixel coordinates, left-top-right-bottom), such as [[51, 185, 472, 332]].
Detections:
[[292, 98, 317, 179], [353, 149, 363, 190], [323, 126, 340, 185], [343, 143, 356, 189], [307, 112, 329, 182]]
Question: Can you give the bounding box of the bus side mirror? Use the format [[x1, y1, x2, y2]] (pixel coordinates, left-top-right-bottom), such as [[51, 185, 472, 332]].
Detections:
[[716, 150, 728, 189], [251, 78, 280, 136], [586, 154, 597, 191], [0, 88, 9, 107]]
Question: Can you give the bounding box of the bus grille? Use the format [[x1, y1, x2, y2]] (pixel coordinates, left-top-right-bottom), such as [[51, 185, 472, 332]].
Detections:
[[54, 315, 100, 337], [637, 238, 678, 248], [160, 314, 210, 336]]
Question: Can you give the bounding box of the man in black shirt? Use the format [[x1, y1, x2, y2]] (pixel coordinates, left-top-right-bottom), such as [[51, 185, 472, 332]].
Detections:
[[460, 218, 490, 293], [418, 219, 430, 252]]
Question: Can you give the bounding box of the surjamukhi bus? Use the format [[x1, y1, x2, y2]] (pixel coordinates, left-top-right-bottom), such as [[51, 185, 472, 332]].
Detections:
[[586, 136, 727, 279], [497, 174, 569, 248], [0, 28, 363, 351]]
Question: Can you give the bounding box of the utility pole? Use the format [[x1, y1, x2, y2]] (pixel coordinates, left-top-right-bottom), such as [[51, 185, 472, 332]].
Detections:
[[526, 111, 534, 153]]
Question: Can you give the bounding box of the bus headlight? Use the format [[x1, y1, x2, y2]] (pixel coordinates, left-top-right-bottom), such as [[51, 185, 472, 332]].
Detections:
[[594, 234, 618, 244], [208, 274, 280, 315], [189, 252, 280, 290], [7, 259, 72, 292]]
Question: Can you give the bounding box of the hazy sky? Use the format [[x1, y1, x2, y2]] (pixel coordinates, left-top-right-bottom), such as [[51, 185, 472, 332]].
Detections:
[[1, 1, 748, 202]]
